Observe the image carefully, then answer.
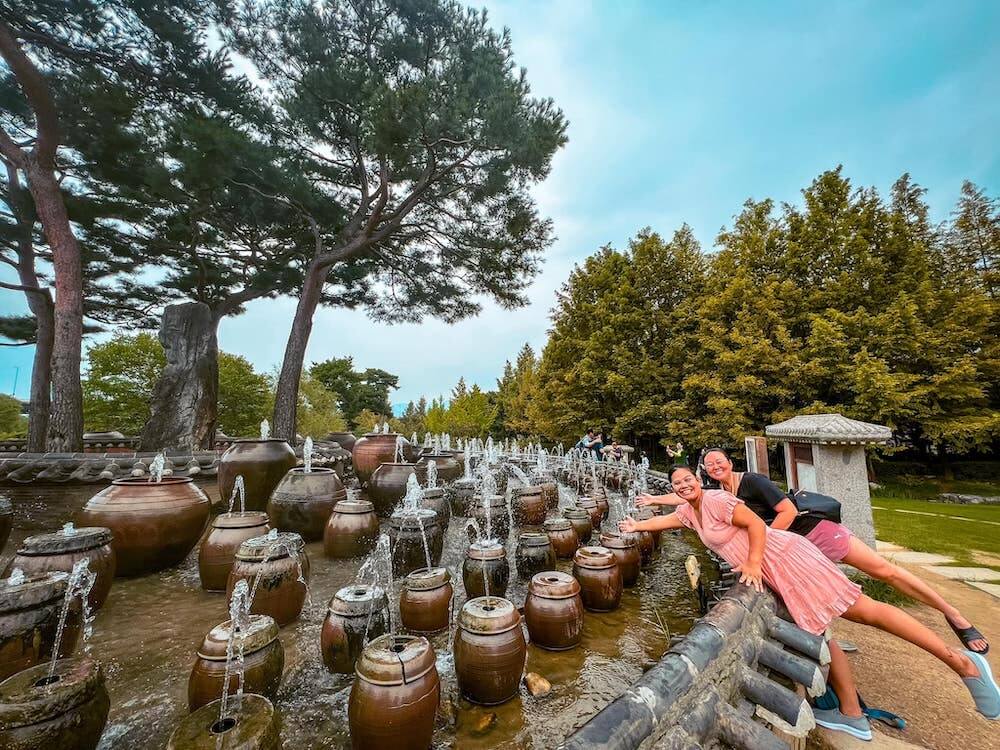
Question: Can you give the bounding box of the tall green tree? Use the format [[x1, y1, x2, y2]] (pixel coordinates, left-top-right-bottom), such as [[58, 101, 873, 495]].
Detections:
[[82, 333, 165, 435], [217, 353, 273, 438], [220, 0, 567, 440], [309, 357, 399, 427]]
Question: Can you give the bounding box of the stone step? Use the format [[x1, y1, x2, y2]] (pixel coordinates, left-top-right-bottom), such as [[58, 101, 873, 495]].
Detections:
[[881, 551, 955, 565], [924, 566, 1000, 582]]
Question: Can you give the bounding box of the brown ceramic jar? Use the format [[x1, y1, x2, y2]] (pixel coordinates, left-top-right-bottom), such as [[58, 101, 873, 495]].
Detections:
[[0, 572, 80, 681], [416, 454, 462, 484], [387, 509, 443, 578], [188, 614, 284, 711], [633, 507, 661, 547], [599, 532, 640, 587], [352, 432, 412, 485], [321, 585, 390, 674], [590, 493, 609, 520], [572, 546, 622, 612], [512, 486, 546, 526], [348, 634, 440, 750], [324, 431, 357, 453], [0, 498, 11, 553], [446, 478, 477, 517], [631, 527, 655, 567], [323, 500, 379, 559], [78, 476, 209, 577], [470, 494, 509, 541], [576, 498, 602, 530], [462, 541, 509, 600], [167, 694, 279, 750], [524, 571, 584, 651], [4, 527, 115, 611], [227, 532, 310, 627], [400, 567, 453, 634], [454, 597, 526, 705], [561, 507, 593, 545], [267, 467, 346, 541], [543, 517, 579, 558], [198, 511, 270, 592], [514, 532, 555, 581], [0, 657, 109, 750], [218, 438, 298, 512], [367, 463, 418, 517], [419, 487, 450, 527]]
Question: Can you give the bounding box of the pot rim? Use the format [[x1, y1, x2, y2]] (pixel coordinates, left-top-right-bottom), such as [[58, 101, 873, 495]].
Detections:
[[111, 476, 193, 486], [16, 526, 113, 555], [354, 634, 436, 686], [403, 566, 452, 591], [0, 657, 103, 728], [196, 614, 279, 660], [457, 596, 521, 634], [466, 541, 506, 560], [573, 545, 616, 569], [528, 570, 581, 599], [230, 438, 293, 444], [331, 499, 375, 515], [211, 511, 270, 530]]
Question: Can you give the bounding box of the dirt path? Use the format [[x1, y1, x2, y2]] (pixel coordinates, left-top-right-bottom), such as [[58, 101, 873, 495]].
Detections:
[[828, 563, 999, 750]]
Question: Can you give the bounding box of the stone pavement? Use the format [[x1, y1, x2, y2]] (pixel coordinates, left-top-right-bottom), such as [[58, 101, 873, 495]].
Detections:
[[875, 541, 1000, 598]]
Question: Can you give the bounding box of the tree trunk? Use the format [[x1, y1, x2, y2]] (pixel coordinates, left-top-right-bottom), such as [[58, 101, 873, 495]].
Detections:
[[140, 302, 219, 451], [23, 161, 83, 452], [25, 291, 53, 452], [272, 262, 325, 441]]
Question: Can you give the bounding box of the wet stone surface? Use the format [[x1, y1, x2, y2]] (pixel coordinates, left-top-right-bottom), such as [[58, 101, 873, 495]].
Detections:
[[0, 481, 715, 749]]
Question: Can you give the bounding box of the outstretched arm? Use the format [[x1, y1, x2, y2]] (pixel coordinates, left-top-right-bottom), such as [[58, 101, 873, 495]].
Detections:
[[731, 503, 767, 592], [619, 513, 684, 533], [635, 492, 684, 507]]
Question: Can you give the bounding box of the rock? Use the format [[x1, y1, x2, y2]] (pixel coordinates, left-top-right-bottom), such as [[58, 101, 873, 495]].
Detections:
[[472, 712, 497, 734], [436, 695, 458, 728], [524, 672, 551, 697]]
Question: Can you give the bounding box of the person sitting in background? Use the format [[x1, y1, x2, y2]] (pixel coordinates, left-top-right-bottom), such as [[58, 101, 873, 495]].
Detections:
[[637, 447, 989, 655], [601, 438, 623, 461]]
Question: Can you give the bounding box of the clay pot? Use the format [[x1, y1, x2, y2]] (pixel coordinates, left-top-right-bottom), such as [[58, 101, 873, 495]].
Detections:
[[537, 481, 559, 510], [631, 527, 655, 567], [321, 585, 390, 674], [0, 498, 11, 553], [446, 478, 477, 516], [599, 532, 640, 587], [267, 467, 346, 541], [227, 532, 310, 627], [0, 657, 109, 750], [469, 494, 509, 541], [633, 508, 661, 547], [572, 546, 622, 612], [348, 634, 440, 750], [387, 510, 443, 578], [4, 527, 115, 611], [416, 454, 461, 484], [0, 572, 81, 681], [323, 500, 379, 559], [543, 517, 579, 558], [199, 512, 270, 592], [218, 439, 297, 512], [77, 477, 209, 577], [454, 597, 526, 705], [367, 463, 418, 517], [462, 541, 509, 600], [590, 494, 609, 520], [514, 532, 555, 581], [419, 487, 450, 527], [561, 508, 593, 545], [400, 567, 453, 634], [188, 615, 283, 711], [352, 432, 413, 485], [524, 571, 584, 651], [167, 694, 279, 750], [575, 498, 602, 530], [325, 431, 357, 453], [512, 486, 546, 526]]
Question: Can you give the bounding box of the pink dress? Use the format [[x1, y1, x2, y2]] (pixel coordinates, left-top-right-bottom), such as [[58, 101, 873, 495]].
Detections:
[[675, 490, 861, 634]]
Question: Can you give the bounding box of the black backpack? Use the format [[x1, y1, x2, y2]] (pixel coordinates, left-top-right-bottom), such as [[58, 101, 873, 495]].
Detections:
[[787, 488, 842, 524]]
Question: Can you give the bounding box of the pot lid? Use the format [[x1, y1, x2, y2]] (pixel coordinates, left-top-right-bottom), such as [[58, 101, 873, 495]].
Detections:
[[167, 694, 275, 749], [361, 431, 400, 440], [286, 466, 337, 476], [466, 541, 506, 560], [543, 518, 572, 532], [328, 584, 388, 617], [573, 545, 615, 569], [529, 571, 581, 599], [404, 566, 452, 591], [389, 508, 438, 529], [517, 532, 551, 549], [111, 476, 193, 487], [0, 570, 68, 611], [561, 507, 591, 521], [355, 634, 436, 686], [332, 499, 375, 515], [576, 498, 598, 509], [514, 485, 542, 497], [231, 438, 292, 444], [0, 657, 104, 729], [458, 596, 521, 634], [236, 531, 305, 561], [16, 526, 112, 555], [599, 532, 637, 550], [197, 614, 279, 660], [212, 512, 269, 530]]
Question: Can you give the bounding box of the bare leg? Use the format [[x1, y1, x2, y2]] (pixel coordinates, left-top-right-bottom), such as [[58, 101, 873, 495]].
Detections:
[[827, 640, 862, 717], [841, 538, 988, 652], [842, 595, 977, 679]]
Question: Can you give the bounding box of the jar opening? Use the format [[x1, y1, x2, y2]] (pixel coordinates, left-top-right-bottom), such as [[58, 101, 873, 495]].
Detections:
[[354, 589, 367, 597], [210, 717, 238, 735], [33, 675, 60, 688], [391, 643, 406, 653]]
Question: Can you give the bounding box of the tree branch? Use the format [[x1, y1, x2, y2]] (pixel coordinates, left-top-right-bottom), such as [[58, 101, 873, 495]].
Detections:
[[0, 19, 60, 167]]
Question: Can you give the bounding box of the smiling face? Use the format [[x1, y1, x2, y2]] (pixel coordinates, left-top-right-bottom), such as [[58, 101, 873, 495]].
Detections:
[[670, 466, 702, 502], [703, 450, 733, 483]]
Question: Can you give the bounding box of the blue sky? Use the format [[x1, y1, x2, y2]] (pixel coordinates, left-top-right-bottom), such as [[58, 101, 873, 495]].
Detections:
[[2, 0, 999, 407]]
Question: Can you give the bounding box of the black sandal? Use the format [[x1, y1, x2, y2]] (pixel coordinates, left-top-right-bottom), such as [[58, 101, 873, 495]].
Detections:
[[949, 620, 990, 654]]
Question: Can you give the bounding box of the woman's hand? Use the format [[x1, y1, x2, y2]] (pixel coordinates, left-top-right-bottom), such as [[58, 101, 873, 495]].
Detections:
[[619, 517, 638, 534], [733, 560, 764, 593], [635, 493, 657, 507]]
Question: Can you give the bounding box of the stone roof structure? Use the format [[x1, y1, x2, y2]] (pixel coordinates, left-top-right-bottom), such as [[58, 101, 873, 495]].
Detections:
[[765, 413, 891, 445]]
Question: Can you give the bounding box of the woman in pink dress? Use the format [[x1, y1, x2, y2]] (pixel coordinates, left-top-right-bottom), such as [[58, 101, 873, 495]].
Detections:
[[621, 465, 999, 737]]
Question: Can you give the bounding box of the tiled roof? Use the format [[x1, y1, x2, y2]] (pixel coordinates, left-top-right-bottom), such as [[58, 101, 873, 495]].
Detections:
[[765, 413, 891, 444]]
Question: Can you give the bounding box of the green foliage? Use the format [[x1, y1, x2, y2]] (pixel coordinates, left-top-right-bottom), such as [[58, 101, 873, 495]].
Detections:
[[446, 383, 499, 437], [353, 409, 386, 435], [217, 354, 273, 438], [309, 357, 399, 427], [82, 334, 165, 434], [296, 374, 348, 438], [0, 394, 26, 438]]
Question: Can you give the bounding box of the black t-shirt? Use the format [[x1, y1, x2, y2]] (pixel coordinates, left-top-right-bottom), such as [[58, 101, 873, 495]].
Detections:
[[735, 472, 821, 535]]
